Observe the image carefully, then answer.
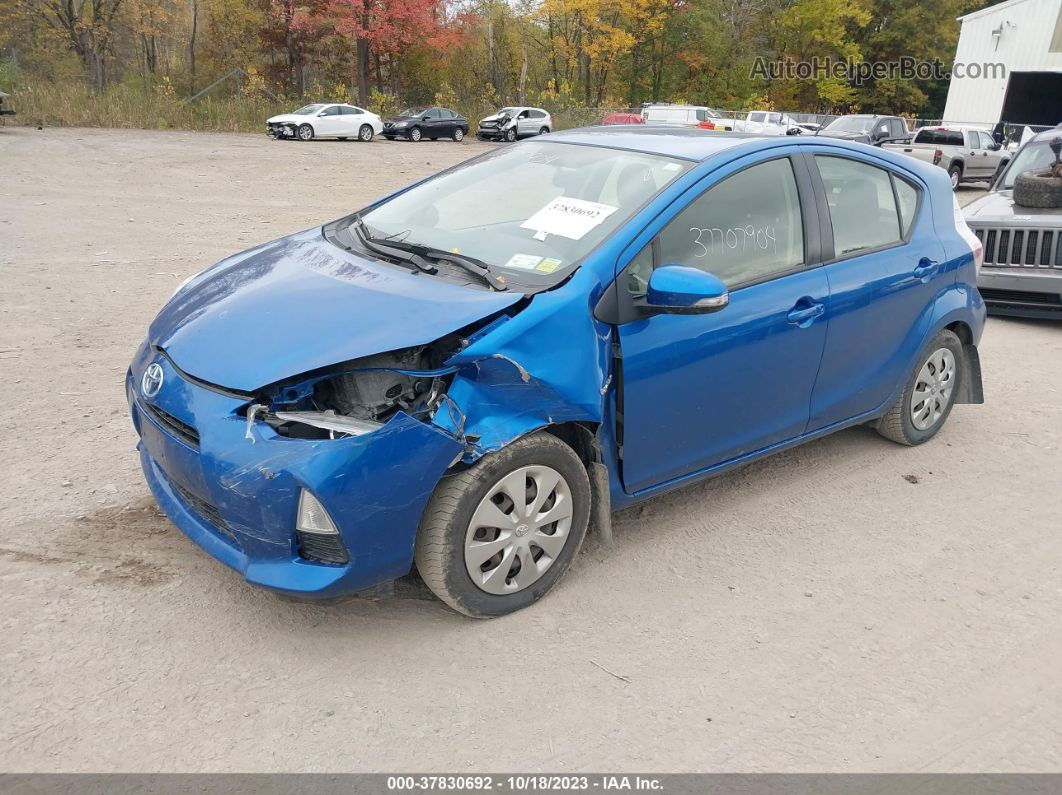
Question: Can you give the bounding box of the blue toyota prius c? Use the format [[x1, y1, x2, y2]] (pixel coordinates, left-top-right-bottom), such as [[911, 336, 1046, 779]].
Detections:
[[128, 127, 987, 616]]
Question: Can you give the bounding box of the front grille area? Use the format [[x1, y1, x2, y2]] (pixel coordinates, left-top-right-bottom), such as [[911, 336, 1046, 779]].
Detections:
[[979, 288, 1062, 308], [142, 401, 200, 448], [973, 226, 1062, 268], [168, 476, 237, 542]]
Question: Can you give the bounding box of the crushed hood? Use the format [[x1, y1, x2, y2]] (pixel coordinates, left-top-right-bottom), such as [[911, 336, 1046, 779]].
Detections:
[[150, 229, 522, 392], [266, 113, 309, 124]]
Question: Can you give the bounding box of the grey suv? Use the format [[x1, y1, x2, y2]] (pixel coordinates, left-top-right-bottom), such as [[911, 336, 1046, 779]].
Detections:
[[963, 129, 1062, 319]]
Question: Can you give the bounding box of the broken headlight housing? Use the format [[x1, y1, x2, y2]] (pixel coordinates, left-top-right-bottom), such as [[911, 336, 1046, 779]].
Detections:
[[254, 338, 463, 440]]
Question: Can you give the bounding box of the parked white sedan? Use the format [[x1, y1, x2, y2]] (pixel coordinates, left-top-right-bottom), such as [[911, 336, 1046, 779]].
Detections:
[[266, 103, 384, 142]]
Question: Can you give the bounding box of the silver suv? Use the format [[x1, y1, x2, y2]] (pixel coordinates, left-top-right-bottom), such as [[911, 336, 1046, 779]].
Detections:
[[963, 129, 1062, 319], [477, 107, 552, 142]]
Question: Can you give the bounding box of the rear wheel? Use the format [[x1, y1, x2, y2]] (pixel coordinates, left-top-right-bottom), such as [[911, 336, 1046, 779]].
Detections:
[[297, 123, 314, 142], [877, 329, 963, 446], [408, 126, 422, 142], [414, 432, 591, 617], [358, 124, 374, 142], [539, 126, 550, 136], [453, 127, 464, 141], [948, 163, 962, 189]]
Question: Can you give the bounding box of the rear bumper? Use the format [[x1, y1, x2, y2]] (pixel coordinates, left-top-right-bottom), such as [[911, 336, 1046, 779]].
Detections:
[[978, 268, 1062, 320], [127, 347, 464, 598]]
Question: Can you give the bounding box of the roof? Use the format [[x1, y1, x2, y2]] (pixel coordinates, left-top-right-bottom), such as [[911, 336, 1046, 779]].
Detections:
[[543, 126, 766, 161], [957, 0, 1045, 22]]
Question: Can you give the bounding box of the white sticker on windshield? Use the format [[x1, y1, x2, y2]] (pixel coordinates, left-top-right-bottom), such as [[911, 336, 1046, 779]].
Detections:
[[521, 197, 618, 241], [503, 253, 543, 270]]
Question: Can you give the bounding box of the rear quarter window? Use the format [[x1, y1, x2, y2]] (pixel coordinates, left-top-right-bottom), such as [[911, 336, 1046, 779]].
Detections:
[[816, 155, 903, 257]]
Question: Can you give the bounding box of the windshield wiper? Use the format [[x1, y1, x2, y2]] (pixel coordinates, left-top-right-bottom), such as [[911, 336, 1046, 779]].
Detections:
[[398, 244, 509, 292], [350, 215, 437, 275], [350, 216, 508, 291]]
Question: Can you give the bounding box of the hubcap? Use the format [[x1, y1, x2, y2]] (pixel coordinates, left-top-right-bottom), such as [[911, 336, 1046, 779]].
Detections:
[[910, 347, 956, 430], [360, 126, 371, 141], [411, 129, 420, 141], [464, 465, 573, 595], [950, 170, 959, 188], [300, 127, 311, 140]]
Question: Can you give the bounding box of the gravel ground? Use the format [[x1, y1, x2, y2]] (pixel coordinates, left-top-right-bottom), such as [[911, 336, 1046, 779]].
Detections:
[[1, 127, 1060, 773]]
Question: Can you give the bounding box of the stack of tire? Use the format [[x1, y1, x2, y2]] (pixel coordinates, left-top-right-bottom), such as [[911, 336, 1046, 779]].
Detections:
[[1013, 135, 1062, 208]]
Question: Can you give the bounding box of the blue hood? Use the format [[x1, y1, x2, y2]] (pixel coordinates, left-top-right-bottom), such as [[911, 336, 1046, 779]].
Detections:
[[150, 229, 522, 392]]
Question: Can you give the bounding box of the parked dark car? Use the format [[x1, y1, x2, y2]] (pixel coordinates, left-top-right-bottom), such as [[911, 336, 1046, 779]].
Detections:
[[383, 106, 469, 142], [817, 114, 910, 147]]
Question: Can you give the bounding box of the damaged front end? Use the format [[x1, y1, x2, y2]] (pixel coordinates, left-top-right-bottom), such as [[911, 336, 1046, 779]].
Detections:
[[250, 336, 467, 443]]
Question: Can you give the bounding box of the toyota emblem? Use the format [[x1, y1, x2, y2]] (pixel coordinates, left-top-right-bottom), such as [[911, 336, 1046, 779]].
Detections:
[[141, 363, 164, 399]]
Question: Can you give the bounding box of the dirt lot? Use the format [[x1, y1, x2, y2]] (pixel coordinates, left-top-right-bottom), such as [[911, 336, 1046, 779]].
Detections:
[[1, 127, 1060, 773]]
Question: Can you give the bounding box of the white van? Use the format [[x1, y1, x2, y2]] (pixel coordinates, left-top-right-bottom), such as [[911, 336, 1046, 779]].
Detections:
[[642, 104, 733, 130]]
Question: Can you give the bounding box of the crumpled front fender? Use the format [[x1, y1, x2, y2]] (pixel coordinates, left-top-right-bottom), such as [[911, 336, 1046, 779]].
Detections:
[[433, 268, 614, 461]]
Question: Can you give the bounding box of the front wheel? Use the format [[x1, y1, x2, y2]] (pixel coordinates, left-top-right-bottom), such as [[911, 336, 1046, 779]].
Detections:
[[504, 127, 517, 142], [877, 329, 963, 446], [408, 126, 422, 142], [414, 432, 591, 617], [358, 124, 374, 142], [297, 123, 314, 141], [453, 127, 464, 141]]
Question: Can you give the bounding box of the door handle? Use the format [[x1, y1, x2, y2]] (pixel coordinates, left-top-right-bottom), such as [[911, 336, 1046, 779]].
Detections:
[[913, 258, 939, 280], [787, 301, 825, 324]]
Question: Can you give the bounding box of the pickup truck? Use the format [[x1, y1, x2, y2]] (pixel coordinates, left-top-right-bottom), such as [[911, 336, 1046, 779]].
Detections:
[[816, 114, 910, 146], [884, 126, 1010, 189]]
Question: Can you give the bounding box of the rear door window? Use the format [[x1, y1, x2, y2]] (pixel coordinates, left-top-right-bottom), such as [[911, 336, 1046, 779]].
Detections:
[[816, 156, 904, 257]]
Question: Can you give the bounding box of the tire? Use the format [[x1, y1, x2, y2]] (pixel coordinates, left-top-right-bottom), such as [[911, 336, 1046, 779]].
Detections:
[[408, 126, 422, 142], [539, 126, 550, 136], [297, 123, 314, 142], [1013, 169, 1062, 208], [414, 432, 591, 618], [948, 163, 962, 190], [876, 329, 963, 446], [358, 124, 374, 142], [504, 127, 517, 142], [453, 127, 464, 141]]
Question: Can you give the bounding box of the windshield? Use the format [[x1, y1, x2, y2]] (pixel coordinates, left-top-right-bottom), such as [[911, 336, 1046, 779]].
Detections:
[[399, 107, 427, 117], [294, 104, 325, 115], [999, 141, 1059, 189], [354, 141, 690, 289], [824, 116, 873, 133]]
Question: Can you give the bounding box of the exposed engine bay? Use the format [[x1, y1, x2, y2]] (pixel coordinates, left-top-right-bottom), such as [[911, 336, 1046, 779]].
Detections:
[[254, 333, 467, 440]]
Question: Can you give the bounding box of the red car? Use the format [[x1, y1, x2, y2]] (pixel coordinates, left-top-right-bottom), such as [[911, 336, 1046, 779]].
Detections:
[[602, 112, 645, 125]]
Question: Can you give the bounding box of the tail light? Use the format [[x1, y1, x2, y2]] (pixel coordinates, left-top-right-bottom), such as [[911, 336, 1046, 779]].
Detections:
[[933, 149, 943, 165], [952, 194, 982, 275]]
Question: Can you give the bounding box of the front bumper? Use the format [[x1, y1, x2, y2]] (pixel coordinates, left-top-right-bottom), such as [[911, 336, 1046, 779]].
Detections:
[[978, 268, 1062, 320], [477, 125, 507, 140], [127, 345, 464, 598], [267, 122, 296, 139]]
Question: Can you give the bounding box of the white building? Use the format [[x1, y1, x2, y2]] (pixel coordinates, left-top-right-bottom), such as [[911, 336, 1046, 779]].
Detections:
[[942, 0, 1062, 126]]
